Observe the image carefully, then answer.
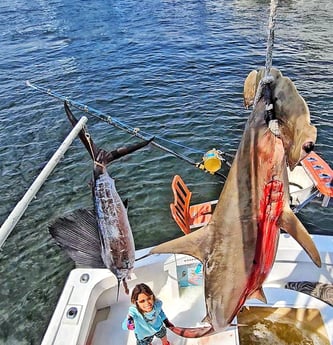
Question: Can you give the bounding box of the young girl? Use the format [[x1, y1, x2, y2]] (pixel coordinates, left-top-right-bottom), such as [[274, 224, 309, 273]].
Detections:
[[122, 283, 174, 345]]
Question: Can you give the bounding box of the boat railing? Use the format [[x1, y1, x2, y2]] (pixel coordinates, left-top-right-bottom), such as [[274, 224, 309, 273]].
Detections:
[[0, 116, 88, 248]]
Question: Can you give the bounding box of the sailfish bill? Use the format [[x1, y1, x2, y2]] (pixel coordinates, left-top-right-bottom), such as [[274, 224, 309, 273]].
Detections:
[[151, 68, 321, 337], [49, 102, 153, 298]]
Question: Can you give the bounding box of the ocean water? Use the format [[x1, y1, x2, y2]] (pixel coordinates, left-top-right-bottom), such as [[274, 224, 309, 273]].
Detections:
[[0, 0, 332, 344]]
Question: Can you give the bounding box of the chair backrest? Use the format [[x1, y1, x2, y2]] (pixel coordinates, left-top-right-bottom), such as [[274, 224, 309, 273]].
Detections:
[[170, 175, 192, 234]]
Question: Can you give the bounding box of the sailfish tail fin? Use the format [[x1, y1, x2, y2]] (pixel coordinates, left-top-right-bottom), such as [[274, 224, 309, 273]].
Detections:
[[64, 101, 98, 159], [104, 137, 154, 164], [64, 101, 154, 165]]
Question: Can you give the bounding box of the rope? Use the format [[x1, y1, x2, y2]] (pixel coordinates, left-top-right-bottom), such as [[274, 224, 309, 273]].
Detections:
[[253, 0, 279, 108], [265, 0, 279, 78]]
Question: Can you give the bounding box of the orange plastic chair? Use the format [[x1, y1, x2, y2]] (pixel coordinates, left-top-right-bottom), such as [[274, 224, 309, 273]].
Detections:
[[170, 175, 216, 235]]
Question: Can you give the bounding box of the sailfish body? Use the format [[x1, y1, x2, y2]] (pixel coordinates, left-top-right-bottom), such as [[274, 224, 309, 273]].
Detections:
[[49, 102, 152, 295], [151, 68, 321, 337], [93, 159, 135, 288]]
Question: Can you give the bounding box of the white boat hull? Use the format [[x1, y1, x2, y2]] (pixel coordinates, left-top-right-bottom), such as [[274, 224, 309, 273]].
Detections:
[[42, 233, 333, 345]]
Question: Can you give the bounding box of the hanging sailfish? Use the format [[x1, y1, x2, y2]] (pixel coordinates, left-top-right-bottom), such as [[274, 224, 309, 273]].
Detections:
[[49, 101, 153, 297]]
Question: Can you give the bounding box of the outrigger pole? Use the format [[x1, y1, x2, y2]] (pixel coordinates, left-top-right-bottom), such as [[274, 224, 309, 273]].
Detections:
[[0, 116, 88, 248], [26, 81, 230, 179]]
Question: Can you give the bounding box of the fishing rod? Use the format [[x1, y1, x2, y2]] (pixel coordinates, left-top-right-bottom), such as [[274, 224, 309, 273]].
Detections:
[[26, 81, 232, 179]]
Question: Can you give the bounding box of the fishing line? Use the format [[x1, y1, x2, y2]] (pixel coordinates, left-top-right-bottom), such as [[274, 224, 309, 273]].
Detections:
[[26, 81, 231, 180]]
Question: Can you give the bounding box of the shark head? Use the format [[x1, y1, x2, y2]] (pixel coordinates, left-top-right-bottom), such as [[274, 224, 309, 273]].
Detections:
[[244, 68, 317, 169]]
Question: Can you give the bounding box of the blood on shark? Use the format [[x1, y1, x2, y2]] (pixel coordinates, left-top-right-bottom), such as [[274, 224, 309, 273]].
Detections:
[[151, 68, 321, 337]]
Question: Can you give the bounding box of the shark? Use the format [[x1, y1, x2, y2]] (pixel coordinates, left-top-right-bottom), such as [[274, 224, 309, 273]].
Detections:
[[150, 68, 322, 337], [49, 102, 152, 296]]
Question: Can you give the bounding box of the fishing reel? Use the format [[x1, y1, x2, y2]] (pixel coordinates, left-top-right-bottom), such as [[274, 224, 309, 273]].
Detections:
[[196, 149, 223, 174]]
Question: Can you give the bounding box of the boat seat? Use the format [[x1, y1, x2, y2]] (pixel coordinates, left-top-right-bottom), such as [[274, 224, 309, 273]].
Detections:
[[170, 175, 217, 234]]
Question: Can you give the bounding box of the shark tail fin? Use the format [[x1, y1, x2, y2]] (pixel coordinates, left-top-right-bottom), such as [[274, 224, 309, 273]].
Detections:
[[169, 325, 213, 338], [49, 208, 105, 268], [279, 207, 321, 267]]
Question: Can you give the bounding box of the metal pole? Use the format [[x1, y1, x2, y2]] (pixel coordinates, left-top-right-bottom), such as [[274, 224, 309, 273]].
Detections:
[[0, 116, 88, 248]]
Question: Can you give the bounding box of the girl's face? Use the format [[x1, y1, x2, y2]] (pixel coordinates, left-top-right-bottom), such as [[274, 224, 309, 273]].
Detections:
[[136, 293, 154, 312]]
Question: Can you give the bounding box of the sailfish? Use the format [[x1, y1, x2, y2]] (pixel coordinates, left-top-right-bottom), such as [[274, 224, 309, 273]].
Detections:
[[49, 101, 153, 297], [150, 68, 322, 337]]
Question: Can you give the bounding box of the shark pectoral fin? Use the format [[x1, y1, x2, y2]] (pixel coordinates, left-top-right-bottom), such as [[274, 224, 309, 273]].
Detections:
[[248, 287, 267, 303], [150, 226, 209, 263], [278, 208, 321, 267]]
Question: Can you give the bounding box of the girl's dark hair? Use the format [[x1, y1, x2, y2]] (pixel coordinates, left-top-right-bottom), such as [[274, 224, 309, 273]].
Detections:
[[131, 283, 156, 313]]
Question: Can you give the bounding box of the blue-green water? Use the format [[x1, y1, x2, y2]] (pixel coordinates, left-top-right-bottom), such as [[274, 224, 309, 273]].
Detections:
[[0, 0, 332, 344]]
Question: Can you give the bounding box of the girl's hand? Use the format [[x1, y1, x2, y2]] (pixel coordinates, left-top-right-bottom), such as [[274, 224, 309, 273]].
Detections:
[[127, 316, 135, 330]]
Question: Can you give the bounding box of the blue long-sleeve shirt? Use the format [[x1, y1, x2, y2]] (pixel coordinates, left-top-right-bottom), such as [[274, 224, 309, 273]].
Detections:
[[122, 299, 167, 340]]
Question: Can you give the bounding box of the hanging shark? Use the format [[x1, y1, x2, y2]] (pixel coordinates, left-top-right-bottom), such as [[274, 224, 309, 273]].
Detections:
[[151, 68, 322, 337], [49, 101, 152, 296]]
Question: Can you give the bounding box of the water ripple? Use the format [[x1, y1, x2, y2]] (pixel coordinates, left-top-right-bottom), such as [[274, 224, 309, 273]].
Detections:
[[0, 0, 332, 343]]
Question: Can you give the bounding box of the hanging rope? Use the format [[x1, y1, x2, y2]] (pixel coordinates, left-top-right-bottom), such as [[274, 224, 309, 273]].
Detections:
[[253, 0, 279, 108], [265, 0, 279, 78]]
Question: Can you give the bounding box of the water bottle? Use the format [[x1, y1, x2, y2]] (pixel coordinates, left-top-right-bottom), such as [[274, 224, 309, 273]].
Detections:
[[127, 316, 135, 330]]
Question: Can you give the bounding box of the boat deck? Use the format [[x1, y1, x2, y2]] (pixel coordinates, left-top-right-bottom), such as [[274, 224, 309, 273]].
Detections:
[[43, 234, 333, 345], [90, 286, 333, 345], [90, 284, 239, 345]]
